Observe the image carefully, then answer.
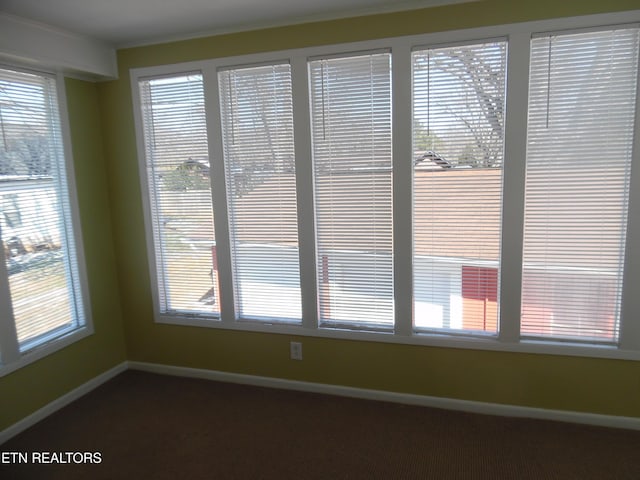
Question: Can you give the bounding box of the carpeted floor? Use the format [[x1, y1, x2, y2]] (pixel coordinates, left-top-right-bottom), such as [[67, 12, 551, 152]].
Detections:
[[2, 370, 640, 479]]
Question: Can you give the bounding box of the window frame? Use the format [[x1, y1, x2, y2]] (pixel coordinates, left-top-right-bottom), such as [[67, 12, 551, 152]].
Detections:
[[136, 71, 220, 321], [0, 65, 93, 377], [521, 27, 639, 345], [130, 9, 640, 362], [308, 50, 395, 331], [218, 61, 303, 324], [410, 38, 508, 337]]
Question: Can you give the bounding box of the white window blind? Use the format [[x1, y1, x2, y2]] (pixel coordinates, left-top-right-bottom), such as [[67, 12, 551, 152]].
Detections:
[[522, 28, 639, 343], [412, 41, 506, 334], [138, 73, 219, 318], [0, 67, 85, 352], [309, 52, 394, 329], [218, 63, 301, 322]]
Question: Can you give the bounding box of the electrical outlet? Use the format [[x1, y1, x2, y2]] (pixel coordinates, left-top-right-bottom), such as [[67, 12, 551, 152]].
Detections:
[[290, 341, 302, 360]]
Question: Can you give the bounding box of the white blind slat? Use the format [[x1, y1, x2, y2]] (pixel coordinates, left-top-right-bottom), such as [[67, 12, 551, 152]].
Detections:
[[522, 28, 639, 343], [139, 74, 219, 317], [309, 53, 394, 328], [0, 67, 85, 351], [219, 63, 301, 323], [412, 41, 506, 334]]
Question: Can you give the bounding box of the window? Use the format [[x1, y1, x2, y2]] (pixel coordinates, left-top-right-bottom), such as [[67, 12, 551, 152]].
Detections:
[[131, 12, 640, 359], [0, 66, 88, 367], [522, 28, 639, 344], [138, 73, 219, 318], [219, 63, 302, 323], [412, 41, 506, 334], [309, 52, 394, 329]]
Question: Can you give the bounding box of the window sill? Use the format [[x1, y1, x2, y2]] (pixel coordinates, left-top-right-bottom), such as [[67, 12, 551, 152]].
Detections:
[[0, 326, 93, 378]]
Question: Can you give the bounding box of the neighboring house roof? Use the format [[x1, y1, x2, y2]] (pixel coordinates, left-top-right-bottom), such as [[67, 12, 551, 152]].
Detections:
[[170, 163, 621, 267], [413, 151, 452, 170], [178, 157, 210, 174], [231, 167, 503, 260]]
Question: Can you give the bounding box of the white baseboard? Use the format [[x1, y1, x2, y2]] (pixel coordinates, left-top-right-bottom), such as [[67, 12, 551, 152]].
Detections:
[[3, 359, 639, 446], [129, 361, 640, 431], [0, 361, 128, 445]]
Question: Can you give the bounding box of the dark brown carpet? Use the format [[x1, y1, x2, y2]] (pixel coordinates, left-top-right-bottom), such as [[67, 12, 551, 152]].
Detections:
[[2, 370, 640, 479]]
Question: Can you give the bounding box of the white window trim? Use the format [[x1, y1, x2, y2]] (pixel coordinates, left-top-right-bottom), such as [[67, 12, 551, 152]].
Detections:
[[0, 67, 94, 378], [130, 9, 640, 361], [219, 62, 302, 323]]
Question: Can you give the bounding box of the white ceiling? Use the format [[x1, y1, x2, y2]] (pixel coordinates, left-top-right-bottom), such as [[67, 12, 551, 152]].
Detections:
[[0, 0, 469, 48]]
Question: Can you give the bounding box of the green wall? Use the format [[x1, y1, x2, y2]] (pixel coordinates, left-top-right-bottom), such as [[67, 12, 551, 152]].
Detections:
[[99, 0, 640, 419], [0, 78, 126, 431]]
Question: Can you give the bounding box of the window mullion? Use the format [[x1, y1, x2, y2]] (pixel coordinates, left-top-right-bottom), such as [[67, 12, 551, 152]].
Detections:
[[498, 32, 530, 343], [203, 65, 236, 324], [291, 55, 319, 330], [392, 42, 413, 337], [56, 74, 90, 328], [0, 257, 20, 364]]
